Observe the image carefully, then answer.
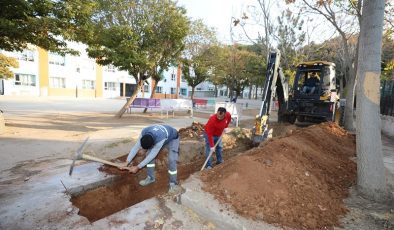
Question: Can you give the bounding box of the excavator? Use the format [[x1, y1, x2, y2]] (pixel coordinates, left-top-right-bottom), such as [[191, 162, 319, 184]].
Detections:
[[252, 50, 339, 144]]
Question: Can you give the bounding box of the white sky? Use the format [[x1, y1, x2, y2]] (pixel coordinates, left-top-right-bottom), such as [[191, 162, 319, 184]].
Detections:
[[176, 0, 340, 46], [177, 0, 258, 44]]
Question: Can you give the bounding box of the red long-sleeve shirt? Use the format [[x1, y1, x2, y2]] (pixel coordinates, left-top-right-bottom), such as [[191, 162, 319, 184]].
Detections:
[[204, 112, 232, 147]]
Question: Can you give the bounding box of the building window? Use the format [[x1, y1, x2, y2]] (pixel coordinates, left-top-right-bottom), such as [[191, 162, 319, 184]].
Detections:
[[49, 77, 65, 88], [49, 52, 65, 66], [144, 85, 150, 93], [82, 80, 95, 89], [170, 87, 176, 94], [181, 77, 186, 82], [14, 74, 36, 86], [15, 50, 34, 62], [104, 65, 116, 72], [180, 88, 187, 96], [104, 82, 116, 91], [196, 87, 202, 91], [171, 73, 176, 81], [156, 86, 162, 93]]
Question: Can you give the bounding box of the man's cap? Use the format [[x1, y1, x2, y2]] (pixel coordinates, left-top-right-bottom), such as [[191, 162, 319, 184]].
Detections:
[[140, 133, 154, 149]]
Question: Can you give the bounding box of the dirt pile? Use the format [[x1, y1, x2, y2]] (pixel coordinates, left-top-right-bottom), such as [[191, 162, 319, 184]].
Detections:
[[178, 121, 205, 139], [201, 122, 356, 229]]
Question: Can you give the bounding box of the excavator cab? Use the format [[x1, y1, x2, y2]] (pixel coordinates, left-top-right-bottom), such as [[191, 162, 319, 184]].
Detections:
[[287, 61, 338, 123]]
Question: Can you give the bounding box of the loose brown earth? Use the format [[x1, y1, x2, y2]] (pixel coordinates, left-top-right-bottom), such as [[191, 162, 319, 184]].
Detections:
[[71, 122, 253, 222], [71, 121, 358, 228], [201, 122, 356, 230]]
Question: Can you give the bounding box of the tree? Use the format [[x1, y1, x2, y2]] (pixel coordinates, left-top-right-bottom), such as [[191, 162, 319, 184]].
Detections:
[[0, 0, 95, 54], [85, 0, 189, 118], [214, 45, 259, 98], [356, 0, 390, 202], [181, 20, 217, 99], [0, 54, 18, 79], [381, 31, 394, 80], [295, 0, 360, 131], [275, 8, 306, 84], [241, 43, 267, 99], [182, 49, 213, 99]]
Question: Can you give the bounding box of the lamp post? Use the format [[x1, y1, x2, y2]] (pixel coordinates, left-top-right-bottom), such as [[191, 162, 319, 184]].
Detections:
[[75, 67, 80, 98]]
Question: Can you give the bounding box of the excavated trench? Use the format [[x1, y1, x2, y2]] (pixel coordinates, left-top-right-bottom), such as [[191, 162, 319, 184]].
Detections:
[[70, 156, 204, 222], [69, 123, 267, 222]]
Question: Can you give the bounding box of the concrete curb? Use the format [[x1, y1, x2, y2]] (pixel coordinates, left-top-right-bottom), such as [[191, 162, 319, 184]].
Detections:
[[181, 174, 280, 230]]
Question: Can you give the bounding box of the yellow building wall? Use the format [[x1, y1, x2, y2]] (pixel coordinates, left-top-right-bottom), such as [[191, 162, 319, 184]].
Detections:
[[38, 48, 49, 96], [48, 88, 75, 96], [47, 88, 95, 97], [95, 64, 103, 97]]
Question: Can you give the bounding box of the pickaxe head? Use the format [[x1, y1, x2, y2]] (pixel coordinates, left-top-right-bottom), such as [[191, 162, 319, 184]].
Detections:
[[69, 137, 90, 176]]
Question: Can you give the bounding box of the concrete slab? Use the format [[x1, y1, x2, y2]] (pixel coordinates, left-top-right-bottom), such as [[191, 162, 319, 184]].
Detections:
[[0, 159, 102, 229], [181, 174, 280, 230], [0, 159, 213, 230], [91, 196, 213, 229]]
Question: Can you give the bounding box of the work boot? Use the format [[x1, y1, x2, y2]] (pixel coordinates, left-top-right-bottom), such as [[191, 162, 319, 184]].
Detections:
[[216, 159, 224, 165], [139, 176, 155, 186], [168, 183, 183, 195]]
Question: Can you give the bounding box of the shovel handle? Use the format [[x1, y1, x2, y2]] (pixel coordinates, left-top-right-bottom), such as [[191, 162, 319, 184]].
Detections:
[[200, 134, 223, 171]]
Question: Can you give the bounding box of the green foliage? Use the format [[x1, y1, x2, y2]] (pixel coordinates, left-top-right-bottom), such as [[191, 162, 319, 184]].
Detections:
[[382, 31, 394, 80], [212, 45, 262, 97], [85, 0, 189, 81], [0, 53, 19, 79], [0, 0, 96, 54], [181, 20, 217, 97], [276, 9, 306, 83]]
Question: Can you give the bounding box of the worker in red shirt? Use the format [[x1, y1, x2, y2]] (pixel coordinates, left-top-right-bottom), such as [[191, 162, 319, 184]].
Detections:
[[203, 107, 232, 169]]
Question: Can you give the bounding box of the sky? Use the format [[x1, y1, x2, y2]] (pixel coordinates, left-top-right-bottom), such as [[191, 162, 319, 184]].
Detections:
[[176, 0, 339, 46], [177, 0, 258, 44]]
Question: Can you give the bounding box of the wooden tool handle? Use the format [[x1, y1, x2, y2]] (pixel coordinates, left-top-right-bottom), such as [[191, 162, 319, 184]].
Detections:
[[200, 134, 224, 171], [82, 154, 124, 168]]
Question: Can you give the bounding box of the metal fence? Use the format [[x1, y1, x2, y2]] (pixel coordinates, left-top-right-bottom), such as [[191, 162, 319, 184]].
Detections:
[[381, 80, 394, 116]]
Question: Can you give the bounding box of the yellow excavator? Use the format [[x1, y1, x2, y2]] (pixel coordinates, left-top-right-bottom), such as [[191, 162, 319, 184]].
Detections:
[[252, 50, 339, 144]]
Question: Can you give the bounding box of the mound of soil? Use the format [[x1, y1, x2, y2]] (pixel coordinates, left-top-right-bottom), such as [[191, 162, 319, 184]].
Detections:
[[201, 122, 356, 229], [178, 121, 205, 139]]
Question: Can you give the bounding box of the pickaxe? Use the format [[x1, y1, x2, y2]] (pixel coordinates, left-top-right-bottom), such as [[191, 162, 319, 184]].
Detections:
[[69, 137, 132, 176]]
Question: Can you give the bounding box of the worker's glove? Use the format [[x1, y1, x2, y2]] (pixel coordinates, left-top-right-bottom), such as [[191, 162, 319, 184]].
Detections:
[[224, 128, 230, 134], [210, 147, 215, 153]]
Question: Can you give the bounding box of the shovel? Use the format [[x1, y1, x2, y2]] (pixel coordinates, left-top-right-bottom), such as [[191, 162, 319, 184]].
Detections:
[[200, 134, 224, 171]]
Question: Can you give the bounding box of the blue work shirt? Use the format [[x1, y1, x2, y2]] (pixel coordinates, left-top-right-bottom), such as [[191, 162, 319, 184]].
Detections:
[[127, 125, 178, 168]]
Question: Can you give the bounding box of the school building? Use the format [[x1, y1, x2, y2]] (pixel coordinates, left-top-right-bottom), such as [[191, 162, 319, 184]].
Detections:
[[0, 42, 189, 99]]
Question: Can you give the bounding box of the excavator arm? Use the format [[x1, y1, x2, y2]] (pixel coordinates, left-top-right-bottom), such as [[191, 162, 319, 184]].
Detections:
[[253, 50, 288, 144]]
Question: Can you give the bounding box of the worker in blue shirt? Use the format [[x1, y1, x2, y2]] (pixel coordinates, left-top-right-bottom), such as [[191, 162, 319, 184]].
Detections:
[[126, 124, 181, 194]]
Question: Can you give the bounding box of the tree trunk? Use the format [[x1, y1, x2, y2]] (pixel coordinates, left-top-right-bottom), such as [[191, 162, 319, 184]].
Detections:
[[255, 84, 258, 99], [356, 0, 390, 202], [344, 75, 356, 130], [143, 80, 158, 113], [191, 86, 195, 100], [116, 78, 144, 118], [214, 85, 218, 97], [248, 84, 252, 99], [342, 44, 356, 131]]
